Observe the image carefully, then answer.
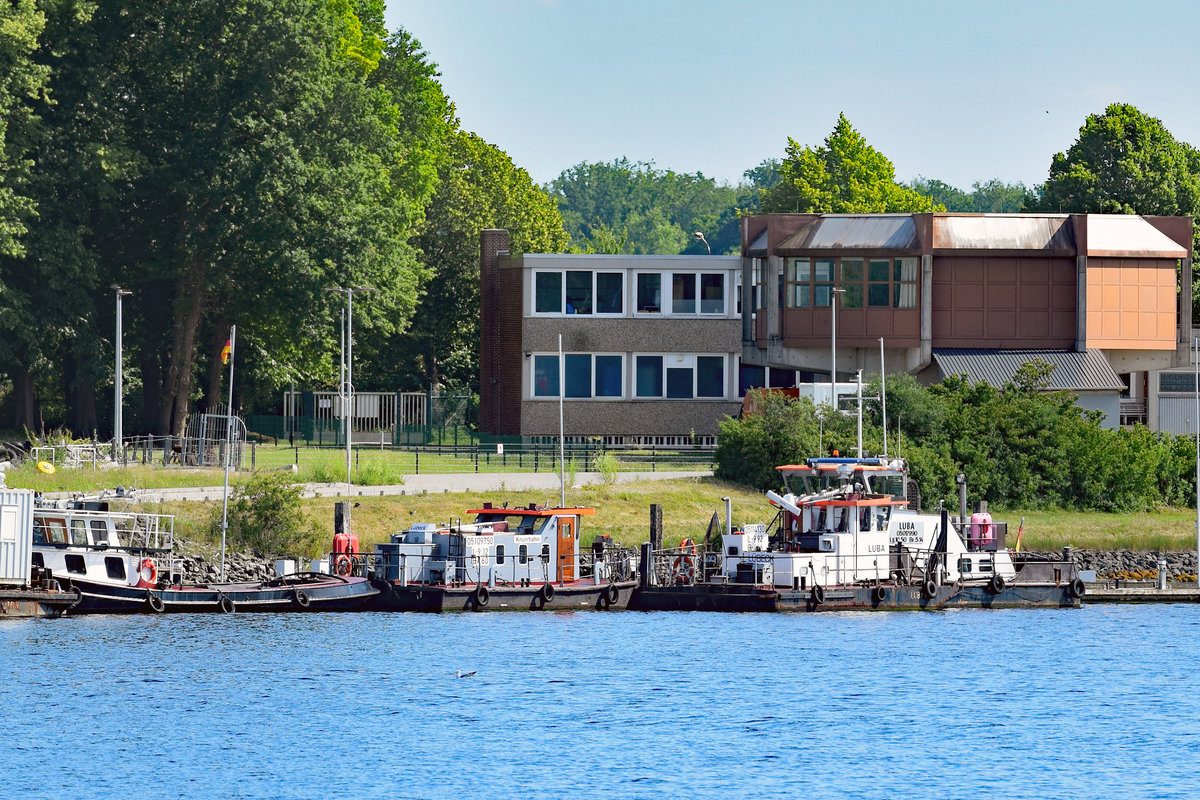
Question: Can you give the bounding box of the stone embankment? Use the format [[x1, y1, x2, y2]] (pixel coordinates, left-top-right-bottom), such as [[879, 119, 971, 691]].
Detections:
[[169, 537, 280, 584], [1026, 549, 1199, 580]]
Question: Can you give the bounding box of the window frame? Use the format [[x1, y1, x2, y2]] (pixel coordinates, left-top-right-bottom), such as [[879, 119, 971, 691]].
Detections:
[[633, 270, 727, 317], [531, 353, 625, 400], [532, 269, 625, 317], [633, 353, 726, 400], [784, 256, 919, 311]]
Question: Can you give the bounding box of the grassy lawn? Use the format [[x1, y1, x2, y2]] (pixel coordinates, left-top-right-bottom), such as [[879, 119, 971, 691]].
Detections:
[[994, 507, 1199, 552]]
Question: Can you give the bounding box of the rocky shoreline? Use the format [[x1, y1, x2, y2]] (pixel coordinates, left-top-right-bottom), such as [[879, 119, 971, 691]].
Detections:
[[1024, 549, 1198, 580]]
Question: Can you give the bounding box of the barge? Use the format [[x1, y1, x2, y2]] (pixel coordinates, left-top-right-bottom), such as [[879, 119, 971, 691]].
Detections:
[[367, 503, 639, 611], [631, 457, 1082, 612]]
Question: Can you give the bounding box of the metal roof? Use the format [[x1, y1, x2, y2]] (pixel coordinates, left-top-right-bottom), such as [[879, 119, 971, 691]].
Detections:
[[746, 228, 768, 255], [776, 215, 917, 252], [932, 349, 1126, 392], [1085, 215, 1188, 258], [932, 215, 1074, 252]]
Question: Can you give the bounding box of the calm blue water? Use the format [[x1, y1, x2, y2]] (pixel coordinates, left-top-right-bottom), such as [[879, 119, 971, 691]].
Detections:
[[1, 605, 1197, 799]]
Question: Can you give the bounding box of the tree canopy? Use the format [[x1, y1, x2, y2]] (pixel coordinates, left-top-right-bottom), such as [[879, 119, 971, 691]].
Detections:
[[762, 114, 943, 214]]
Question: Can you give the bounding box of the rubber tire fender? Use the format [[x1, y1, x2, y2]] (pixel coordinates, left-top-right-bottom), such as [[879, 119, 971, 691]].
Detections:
[[1068, 577, 1086, 598], [146, 590, 165, 613], [540, 582, 555, 602], [597, 592, 610, 610], [218, 594, 236, 614], [606, 583, 620, 604], [811, 584, 825, 605], [293, 588, 311, 608], [870, 585, 886, 605], [923, 579, 938, 599], [989, 574, 1007, 594], [474, 585, 489, 609]]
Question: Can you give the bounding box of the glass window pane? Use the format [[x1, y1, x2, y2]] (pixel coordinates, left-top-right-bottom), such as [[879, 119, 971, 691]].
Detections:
[[869, 259, 890, 282], [790, 258, 811, 282], [564, 354, 591, 398], [814, 259, 834, 281], [666, 367, 693, 399], [533, 355, 559, 397], [70, 520, 88, 545], [637, 273, 661, 313], [700, 274, 724, 313], [535, 272, 561, 314], [895, 257, 918, 281], [895, 283, 917, 308], [672, 273, 696, 314], [840, 259, 863, 282], [868, 284, 890, 307], [814, 284, 832, 307], [596, 272, 622, 314], [697, 356, 723, 397], [842, 285, 863, 308], [636, 356, 663, 397], [595, 355, 622, 397], [791, 285, 810, 308], [565, 272, 592, 314]]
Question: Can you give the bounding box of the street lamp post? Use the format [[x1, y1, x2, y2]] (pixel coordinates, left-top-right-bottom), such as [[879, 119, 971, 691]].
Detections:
[[327, 286, 374, 539], [111, 285, 132, 462], [693, 231, 711, 255], [830, 287, 846, 413]]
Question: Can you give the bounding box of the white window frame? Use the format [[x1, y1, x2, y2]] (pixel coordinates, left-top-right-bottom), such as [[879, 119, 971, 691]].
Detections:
[[531, 269, 625, 317], [633, 271, 727, 317], [633, 353, 727, 400]]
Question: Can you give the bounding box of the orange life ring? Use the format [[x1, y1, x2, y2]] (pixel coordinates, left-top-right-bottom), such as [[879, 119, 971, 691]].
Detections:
[[334, 554, 353, 576], [139, 558, 157, 585], [670, 538, 697, 584]]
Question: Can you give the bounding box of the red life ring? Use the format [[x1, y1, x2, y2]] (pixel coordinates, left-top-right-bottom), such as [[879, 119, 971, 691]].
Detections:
[[334, 554, 353, 576], [139, 558, 158, 585], [670, 538, 697, 584]]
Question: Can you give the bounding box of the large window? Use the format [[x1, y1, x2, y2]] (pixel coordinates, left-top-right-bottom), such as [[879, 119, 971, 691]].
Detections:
[[533, 270, 623, 315], [634, 354, 725, 399], [785, 257, 917, 309], [533, 354, 624, 399], [635, 271, 725, 315]]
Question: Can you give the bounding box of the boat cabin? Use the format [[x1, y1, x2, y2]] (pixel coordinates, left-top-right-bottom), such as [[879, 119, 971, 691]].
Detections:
[[31, 502, 175, 590], [374, 504, 594, 587]]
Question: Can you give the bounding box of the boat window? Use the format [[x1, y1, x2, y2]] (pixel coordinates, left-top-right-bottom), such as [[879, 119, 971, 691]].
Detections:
[[105, 557, 126, 580], [496, 544, 505, 565], [70, 520, 88, 545], [32, 519, 47, 544], [540, 544, 550, 564], [727, 546, 739, 556], [518, 545, 528, 565], [90, 520, 110, 545], [44, 519, 68, 545], [65, 554, 86, 574], [32, 552, 44, 568]]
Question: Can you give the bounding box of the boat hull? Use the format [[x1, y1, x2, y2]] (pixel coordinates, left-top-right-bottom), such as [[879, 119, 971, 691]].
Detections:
[[631, 581, 1079, 612], [61, 575, 379, 614], [0, 587, 79, 618], [372, 580, 639, 612]]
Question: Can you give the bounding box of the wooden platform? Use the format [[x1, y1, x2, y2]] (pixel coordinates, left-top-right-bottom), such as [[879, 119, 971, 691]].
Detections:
[[1082, 583, 1200, 604]]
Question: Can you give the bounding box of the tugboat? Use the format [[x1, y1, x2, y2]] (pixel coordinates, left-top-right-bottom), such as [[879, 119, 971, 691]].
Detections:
[[632, 457, 1083, 611], [33, 496, 379, 614], [369, 503, 639, 611]]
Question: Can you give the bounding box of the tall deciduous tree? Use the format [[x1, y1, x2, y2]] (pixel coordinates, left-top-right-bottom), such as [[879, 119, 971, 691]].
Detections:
[[762, 114, 942, 214]]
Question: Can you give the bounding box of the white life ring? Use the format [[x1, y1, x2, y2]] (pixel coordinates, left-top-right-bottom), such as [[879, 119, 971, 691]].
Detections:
[[139, 558, 158, 585]]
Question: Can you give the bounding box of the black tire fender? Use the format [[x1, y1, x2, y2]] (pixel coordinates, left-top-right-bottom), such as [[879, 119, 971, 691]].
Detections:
[[146, 590, 165, 613], [990, 574, 1007, 594], [218, 594, 235, 614], [540, 582, 555, 602], [606, 583, 620, 604], [474, 585, 489, 608], [811, 584, 825, 605], [1069, 577, 1086, 598], [923, 579, 938, 599], [870, 585, 886, 604], [293, 588, 310, 608]]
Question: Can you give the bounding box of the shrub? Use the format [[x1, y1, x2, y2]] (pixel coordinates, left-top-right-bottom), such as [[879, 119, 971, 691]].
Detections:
[[212, 471, 320, 557], [595, 451, 620, 485]]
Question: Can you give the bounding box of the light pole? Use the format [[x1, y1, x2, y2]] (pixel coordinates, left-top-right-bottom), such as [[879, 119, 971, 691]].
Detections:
[[830, 287, 846, 414], [693, 231, 711, 255], [111, 285, 132, 462], [327, 286, 374, 538]]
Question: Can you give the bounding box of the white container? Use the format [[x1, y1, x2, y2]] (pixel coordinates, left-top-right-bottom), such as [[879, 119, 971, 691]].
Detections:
[[0, 489, 35, 586], [275, 558, 296, 578], [310, 558, 329, 574]]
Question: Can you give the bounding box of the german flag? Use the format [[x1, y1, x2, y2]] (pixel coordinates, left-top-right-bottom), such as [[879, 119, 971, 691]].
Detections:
[[221, 339, 232, 365]]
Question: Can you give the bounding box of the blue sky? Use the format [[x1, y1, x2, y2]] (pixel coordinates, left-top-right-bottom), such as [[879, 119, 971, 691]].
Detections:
[[384, 0, 1199, 191]]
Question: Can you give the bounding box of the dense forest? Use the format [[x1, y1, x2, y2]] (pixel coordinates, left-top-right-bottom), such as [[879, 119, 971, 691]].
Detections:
[[2, 1, 1199, 438]]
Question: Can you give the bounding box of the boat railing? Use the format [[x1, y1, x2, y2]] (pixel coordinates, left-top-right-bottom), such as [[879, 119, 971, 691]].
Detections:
[[949, 519, 1009, 552], [647, 544, 713, 587]]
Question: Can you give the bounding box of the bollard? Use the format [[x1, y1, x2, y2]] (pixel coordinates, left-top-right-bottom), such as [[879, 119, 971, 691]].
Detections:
[[1158, 558, 1168, 590]]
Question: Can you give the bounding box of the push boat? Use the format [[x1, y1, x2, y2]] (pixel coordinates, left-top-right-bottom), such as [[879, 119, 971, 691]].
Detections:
[[33, 497, 379, 614], [365, 503, 639, 611], [630, 457, 1083, 612]]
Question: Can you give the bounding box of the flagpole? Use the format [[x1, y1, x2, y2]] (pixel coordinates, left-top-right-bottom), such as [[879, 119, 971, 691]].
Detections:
[[219, 326, 236, 582], [558, 333, 565, 508]]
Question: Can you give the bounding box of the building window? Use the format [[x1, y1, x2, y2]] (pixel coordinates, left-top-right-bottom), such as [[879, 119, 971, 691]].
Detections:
[[533, 354, 624, 399], [700, 273, 725, 313], [635, 354, 725, 399], [637, 273, 661, 313], [534, 270, 624, 316], [672, 274, 696, 314], [635, 271, 725, 315], [786, 256, 917, 309], [1161, 373, 1197, 393]]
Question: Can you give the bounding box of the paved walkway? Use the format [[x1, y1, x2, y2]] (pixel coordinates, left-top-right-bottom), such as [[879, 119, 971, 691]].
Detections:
[[55, 470, 712, 503]]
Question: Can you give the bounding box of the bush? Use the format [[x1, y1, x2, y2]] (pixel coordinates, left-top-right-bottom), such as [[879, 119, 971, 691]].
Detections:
[[212, 471, 320, 557], [595, 451, 620, 485]]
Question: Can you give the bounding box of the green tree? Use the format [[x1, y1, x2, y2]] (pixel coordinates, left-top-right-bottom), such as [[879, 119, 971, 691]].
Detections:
[[1030, 103, 1200, 217], [714, 391, 823, 490], [909, 177, 1027, 212], [0, 0, 48, 259], [214, 470, 321, 557], [762, 114, 943, 214]]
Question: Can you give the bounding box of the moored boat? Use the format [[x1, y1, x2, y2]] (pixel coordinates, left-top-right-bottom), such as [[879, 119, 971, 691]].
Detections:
[[33, 497, 379, 614], [0, 487, 79, 618], [631, 456, 1082, 612], [367, 502, 639, 611]]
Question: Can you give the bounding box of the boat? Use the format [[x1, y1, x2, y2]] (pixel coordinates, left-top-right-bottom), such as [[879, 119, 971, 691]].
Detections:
[[630, 456, 1083, 611], [33, 497, 379, 614], [367, 502, 639, 611], [0, 487, 79, 618]]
